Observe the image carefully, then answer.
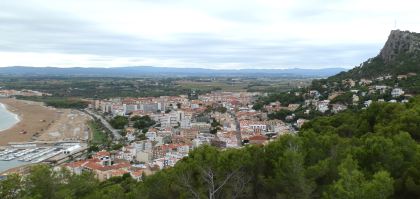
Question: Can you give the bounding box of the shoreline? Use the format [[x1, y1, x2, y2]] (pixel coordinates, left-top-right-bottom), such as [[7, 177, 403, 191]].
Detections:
[[0, 98, 58, 146], [0, 98, 92, 146], [0, 102, 21, 132], [0, 160, 33, 175]]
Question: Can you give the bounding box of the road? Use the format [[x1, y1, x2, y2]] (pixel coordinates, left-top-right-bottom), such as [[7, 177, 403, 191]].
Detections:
[[84, 109, 122, 140], [228, 110, 242, 147]]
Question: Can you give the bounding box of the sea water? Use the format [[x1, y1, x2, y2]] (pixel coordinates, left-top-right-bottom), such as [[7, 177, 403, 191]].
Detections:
[[0, 159, 28, 173], [0, 103, 27, 172], [0, 103, 19, 131]]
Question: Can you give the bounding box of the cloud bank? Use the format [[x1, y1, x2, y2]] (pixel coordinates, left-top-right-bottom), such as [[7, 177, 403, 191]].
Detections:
[[0, 0, 419, 69]]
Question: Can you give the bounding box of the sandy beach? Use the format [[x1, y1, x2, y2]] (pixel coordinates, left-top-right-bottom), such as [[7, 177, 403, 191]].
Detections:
[[0, 99, 57, 145], [0, 98, 91, 146]]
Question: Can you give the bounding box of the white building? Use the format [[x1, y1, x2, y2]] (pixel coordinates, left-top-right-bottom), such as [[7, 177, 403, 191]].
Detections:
[[364, 100, 372, 107], [145, 131, 157, 141], [180, 118, 191, 129], [316, 100, 330, 113], [123, 104, 138, 115], [391, 88, 404, 98], [332, 104, 348, 113]]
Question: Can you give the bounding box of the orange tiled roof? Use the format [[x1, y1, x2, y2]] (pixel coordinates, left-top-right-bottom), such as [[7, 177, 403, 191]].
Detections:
[[83, 161, 105, 171], [83, 160, 131, 172], [130, 170, 143, 177], [249, 135, 268, 141], [95, 151, 110, 157], [111, 169, 129, 176], [64, 160, 88, 168]]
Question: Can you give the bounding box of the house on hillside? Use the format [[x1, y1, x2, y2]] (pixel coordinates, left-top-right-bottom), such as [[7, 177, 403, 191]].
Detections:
[[397, 75, 408, 80], [62, 151, 133, 181], [316, 100, 330, 113], [391, 88, 404, 98], [332, 104, 348, 113], [248, 135, 268, 145]]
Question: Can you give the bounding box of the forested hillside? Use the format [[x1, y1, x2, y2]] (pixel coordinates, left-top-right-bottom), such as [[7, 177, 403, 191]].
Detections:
[[2, 97, 420, 199]]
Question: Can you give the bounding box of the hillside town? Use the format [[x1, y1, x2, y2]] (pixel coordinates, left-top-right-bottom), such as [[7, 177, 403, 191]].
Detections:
[[1, 24, 420, 197], [60, 70, 417, 181], [1, 69, 416, 182], [321, 72, 416, 109], [6, 72, 412, 182], [65, 91, 294, 181]]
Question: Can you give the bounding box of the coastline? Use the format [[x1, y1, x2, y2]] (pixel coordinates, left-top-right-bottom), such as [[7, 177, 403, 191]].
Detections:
[[0, 98, 91, 173], [0, 98, 58, 146], [0, 102, 21, 132], [0, 98, 92, 146], [0, 160, 33, 175]]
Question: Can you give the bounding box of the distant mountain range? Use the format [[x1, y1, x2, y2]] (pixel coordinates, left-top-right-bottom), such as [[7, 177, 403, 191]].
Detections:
[[0, 66, 346, 78]]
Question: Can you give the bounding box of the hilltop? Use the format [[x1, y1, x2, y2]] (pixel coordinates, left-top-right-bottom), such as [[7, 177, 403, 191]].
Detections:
[[309, 30, 420, 96], [331, 30, 420, 80]]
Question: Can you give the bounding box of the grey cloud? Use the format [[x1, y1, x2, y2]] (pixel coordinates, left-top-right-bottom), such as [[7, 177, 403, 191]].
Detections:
[[0, 1, 382, 69], [143, 35, 380, 68]]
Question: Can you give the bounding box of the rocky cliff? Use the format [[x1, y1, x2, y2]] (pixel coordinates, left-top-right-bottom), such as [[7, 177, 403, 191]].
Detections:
[[379, 30, 420, 64], [328, 30, 420, 80]]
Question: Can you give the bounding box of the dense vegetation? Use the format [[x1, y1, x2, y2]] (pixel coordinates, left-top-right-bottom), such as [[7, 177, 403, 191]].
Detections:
[[253, 92, 304, 110], [0, 76, 310, 99], [392, 75, 420, 95], [267, 109, 292, 120], [0, 76, 191, 99], [109, 116, 129, 129], [132, 116, 156, 132], [331, 57, 388, 80], [15, 96, 88, 109], [2, 98, 420, 199], [88, 120, 110, 147]]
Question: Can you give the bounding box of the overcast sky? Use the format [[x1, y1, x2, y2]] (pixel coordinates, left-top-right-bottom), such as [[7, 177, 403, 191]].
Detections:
[[0, 0, 419, 69]]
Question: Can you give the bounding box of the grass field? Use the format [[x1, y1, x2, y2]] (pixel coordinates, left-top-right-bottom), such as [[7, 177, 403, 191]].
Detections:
[[88, 120, 108, 145]]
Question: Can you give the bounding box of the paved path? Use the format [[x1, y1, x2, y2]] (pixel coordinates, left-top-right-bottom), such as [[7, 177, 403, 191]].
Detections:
[[84, 109, 122, 140], [228, 110, 242, 147]]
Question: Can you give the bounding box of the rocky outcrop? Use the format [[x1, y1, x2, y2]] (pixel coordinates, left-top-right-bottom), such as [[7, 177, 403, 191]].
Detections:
[[379, 30, 420, 64]]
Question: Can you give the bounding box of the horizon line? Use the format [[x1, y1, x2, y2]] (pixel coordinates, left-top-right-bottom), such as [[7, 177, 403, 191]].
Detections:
[[0, 65, 351, 70]]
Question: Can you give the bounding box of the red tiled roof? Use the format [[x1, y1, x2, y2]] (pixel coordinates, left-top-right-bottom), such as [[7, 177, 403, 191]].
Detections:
[[249, 135, 268, 141], [130, 170, 143, 177], [84, 161, 105, 171], [64, 160, 88, 168], [159, 144, 180, 151], [95, 151, 110, 157], [111, 169, 129, 176], [109, 161, 131, 170], [83, 160, 131, 172]]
